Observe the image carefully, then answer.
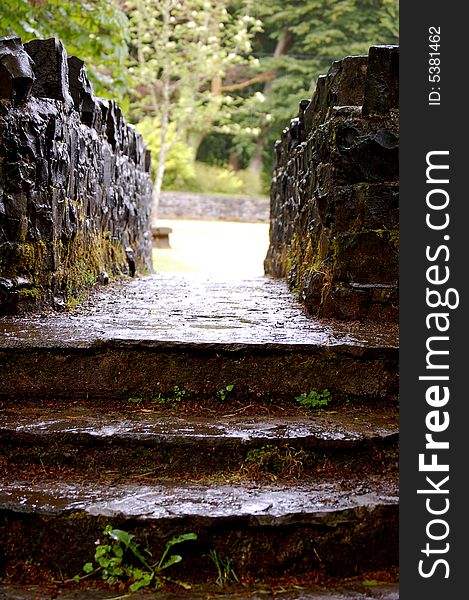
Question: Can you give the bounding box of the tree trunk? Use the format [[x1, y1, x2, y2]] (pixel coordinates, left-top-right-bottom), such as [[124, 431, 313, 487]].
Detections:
[[247, 135, 264, 180], [247, 30, 294, 179], [152, 78, 170, 227], [272, 30, 294, 59]]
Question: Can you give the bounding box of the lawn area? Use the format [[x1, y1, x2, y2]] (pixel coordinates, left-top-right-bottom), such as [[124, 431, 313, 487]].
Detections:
[[153, 219, 270, 278]]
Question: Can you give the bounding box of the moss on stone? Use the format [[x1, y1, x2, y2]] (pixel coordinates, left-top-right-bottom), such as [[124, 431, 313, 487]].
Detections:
[[0, 241, 48, 281], [55, 229, 127, 308]]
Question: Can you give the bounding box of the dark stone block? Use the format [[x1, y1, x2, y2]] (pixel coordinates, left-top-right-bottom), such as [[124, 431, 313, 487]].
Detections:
[[0, 36, 36, 104], [326, 55, 368, 108], [135, 132, 144, 168], [332, 121, 399, 183], [310, 74, 327, 123], [332, 231, 398, 284], [105, 99, 117, 150], [67, 56, 97, 127], [362, 45, 399, 115], [265, 45, 399, 323], [298, 99, 310, 142], [144, 149, 152, 173], [24, 38, 73, 105], [127, 125, 137, 163]]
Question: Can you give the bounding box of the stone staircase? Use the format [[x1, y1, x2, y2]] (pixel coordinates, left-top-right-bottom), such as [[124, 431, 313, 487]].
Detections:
[[0, 274, 399, 599]]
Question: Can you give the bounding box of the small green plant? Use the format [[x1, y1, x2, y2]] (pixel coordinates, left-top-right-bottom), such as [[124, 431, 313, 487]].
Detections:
[[209, 549, 239, 588], [128, 397, 144, 404], [362, 579, 380, 586], [295, 389, 332, 410], [217, 384, 234, 402], [76, 525, 197, 592], [153, 386, 189, 408]]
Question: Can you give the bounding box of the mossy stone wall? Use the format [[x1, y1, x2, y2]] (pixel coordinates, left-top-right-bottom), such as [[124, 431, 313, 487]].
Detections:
[[265, 45, 399, 322], [0, 37, 153, 313]]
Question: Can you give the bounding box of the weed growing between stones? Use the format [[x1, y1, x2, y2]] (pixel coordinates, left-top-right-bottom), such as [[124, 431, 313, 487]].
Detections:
[[153, 385, 189, 408], [75, 525, 197, 592], [217, 384, 235, 402], [209, 549, 239, 587], [127, 396, 145, 404], [295, 389, 332, 411], [127, 386, 189, 409]]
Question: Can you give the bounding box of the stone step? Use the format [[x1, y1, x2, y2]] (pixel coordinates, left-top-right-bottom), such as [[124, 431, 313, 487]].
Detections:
[[0, 478, 398, 584], [0, 274, 399, 594], [0, 406, 398, 480], [0, 582, 400, 599], [0, 338, 398, 404], [0, 274, 398, 403]]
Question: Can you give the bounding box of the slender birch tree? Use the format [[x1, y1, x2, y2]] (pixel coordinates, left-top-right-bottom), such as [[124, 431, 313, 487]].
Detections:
[[125, 0, 262, 212]]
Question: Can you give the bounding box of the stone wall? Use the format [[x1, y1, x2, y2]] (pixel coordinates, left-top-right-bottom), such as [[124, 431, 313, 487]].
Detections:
[[0, 36, 153, 314], [265, 45, 399, 322], [157, 191, 269, 223]]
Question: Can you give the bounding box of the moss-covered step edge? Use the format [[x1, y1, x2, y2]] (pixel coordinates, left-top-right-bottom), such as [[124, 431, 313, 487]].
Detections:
[[0, 341, 398, 403]]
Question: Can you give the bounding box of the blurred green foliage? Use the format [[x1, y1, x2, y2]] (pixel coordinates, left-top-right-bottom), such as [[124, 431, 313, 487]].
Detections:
[[1, 0, 398, 195], [0, 0, 129, 98]]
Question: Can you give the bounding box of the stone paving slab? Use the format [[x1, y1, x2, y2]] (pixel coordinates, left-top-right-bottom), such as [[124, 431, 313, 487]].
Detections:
[[0, 407, 398, 443], [0, 407, 398, 478], [0, 274, 399, 402], [0, 583, 400, 599], [0, 274, 399, 348], [0, 480, 398, 520]]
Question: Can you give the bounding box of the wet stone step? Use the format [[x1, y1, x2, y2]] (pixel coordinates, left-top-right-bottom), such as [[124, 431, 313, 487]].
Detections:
[[0, 340, 398, 404], [0, 274, 398, 404], [0, 274, 399, 347], [0, 479, 398, 581], [0, 582, 400, 599], [0, 408, 398, 479]]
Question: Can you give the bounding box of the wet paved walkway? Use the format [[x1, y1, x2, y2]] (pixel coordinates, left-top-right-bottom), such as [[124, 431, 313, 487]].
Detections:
[[0, 273, 398, 348], [0, 583, 399, 599], [0, 407, 397, 442], [0, 479, 397, 520]]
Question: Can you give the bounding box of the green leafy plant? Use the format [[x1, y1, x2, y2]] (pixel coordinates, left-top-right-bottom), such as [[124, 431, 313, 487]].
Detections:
[[77, 525, 197, 592], [153, 386, 189, 408], [128, 397, 144, 404], [363, 579, 380, 586], [209, 549, 239, 588], [217, 384, 234, 402], [295, 389, 332, 410]]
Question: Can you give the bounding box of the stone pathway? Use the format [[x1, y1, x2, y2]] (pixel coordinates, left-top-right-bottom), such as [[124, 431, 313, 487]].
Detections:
[[0, 272, 399, 597], [0, 273, 398, 348]]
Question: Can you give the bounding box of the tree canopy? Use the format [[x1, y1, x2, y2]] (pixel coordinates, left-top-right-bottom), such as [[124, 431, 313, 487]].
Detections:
[[125, 0, 263, 203], [1, 0, 399, 195], [1, 0, 129, 97]]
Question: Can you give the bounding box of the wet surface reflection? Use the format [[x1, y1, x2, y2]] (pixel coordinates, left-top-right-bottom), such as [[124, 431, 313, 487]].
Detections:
[[0, 274, 399, 348]]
